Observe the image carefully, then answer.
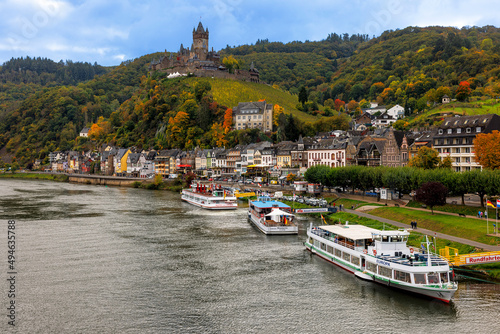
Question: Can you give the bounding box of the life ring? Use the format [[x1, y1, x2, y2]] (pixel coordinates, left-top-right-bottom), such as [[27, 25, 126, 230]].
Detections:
[[363, 249, 368, 254], [373, 249, 377, 256], [410, 247, 414, 253]]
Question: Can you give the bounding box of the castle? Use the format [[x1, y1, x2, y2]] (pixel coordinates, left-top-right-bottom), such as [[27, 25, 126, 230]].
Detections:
[[149, 22, 259, 82]]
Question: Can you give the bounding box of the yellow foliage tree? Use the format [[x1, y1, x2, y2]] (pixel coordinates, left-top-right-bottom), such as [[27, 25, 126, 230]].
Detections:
[[273, 104, 284, 127]]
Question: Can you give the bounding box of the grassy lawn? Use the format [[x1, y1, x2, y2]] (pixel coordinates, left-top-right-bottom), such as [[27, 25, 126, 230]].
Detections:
[[368, 207, 499, 246], [406, 200, 483, 216], [0, 172, 69, 182]]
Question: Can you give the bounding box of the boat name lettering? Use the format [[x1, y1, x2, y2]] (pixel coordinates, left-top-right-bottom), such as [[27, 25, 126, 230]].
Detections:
[[376, 259, 391, 266]]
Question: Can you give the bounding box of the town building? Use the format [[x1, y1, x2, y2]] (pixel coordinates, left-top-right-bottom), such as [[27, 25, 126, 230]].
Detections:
[[233, 101, 273, 132], [433, 114, 500, 171]]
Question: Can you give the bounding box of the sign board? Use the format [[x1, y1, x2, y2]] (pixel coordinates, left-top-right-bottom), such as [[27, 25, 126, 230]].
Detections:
[[465, 254, 500, 265], [295, 208, 330, 213]]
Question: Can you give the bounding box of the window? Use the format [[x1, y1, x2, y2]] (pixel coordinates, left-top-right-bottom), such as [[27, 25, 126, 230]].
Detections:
[[335, 249, 342, 258], [366, 261, 377, 273], [476, 127, 481, 132], [428, 273, 439, 284], [342, 252, 351, 262], [379, 266, 392, 278], [394, 270, 411, 283], [414, 273, 426, 284], [351, 256, 360, 266], [440, 272, 449, 283], [438, 129, 443, 134], [447, 129, 452, 134], [466, 128, 471, 133], [457, 128, 461, 134]]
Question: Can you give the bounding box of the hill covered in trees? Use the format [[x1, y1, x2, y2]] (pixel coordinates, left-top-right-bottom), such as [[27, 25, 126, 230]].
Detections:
[[2, 25, 500, 167]]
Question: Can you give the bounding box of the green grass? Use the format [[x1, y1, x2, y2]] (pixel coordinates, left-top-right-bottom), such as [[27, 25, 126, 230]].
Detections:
[[368, 207, 499, 246], [185, 77, 318, 123], [0, 172, 68, 182], [406, 200, 483, 216]]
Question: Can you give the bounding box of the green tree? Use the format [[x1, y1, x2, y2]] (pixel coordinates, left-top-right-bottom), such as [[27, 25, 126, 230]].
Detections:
[[408, 146, 440, 169], [298, 86, 308, 105]]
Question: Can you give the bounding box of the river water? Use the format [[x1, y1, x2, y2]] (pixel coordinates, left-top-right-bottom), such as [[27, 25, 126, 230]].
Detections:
[[0, 179, 499, 333]]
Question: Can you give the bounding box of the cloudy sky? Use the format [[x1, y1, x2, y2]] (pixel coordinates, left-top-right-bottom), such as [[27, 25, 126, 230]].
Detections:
[[1, 0, 499, 66]]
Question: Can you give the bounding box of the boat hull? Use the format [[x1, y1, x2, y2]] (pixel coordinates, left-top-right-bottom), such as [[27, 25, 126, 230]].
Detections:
[[248, 212, 298, 235], [181, 190, 237, 210]]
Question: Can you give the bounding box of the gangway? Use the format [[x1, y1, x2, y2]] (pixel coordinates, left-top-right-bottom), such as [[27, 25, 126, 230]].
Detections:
[[440, 246, 500, 266]]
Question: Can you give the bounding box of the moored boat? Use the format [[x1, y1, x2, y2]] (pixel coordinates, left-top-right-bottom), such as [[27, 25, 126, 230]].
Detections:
[[248, 196, 298, 234], [304, 222, 458, 303], [181, 183, 237, 210]]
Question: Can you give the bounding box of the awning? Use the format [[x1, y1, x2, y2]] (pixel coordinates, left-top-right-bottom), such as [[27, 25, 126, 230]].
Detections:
[[265, 208, 295, 217], [177, 164, 192, 167]]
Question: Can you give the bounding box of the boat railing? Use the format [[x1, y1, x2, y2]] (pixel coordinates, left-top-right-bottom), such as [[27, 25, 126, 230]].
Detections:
[[310, 228, 354, 250]]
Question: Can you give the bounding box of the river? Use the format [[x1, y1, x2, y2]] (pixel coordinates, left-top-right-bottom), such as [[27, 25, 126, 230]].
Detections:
[[0, 179, 499, 333]]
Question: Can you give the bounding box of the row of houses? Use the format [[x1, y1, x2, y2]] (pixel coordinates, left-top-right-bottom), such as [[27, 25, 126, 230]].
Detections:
[[49, 114, 500, 177]]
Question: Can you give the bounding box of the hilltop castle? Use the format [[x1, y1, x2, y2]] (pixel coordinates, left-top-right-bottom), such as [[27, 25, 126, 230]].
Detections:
[[149, 22, 259, 82]]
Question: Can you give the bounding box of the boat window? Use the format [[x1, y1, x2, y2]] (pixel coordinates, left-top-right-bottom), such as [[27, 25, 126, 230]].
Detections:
[[379, 266, 392, 278], [440, 272, 449, 283], [366, 261, 377, 273], [314, 240, 320, 248], [343, 252, 351, 262], [374, 235, 381, 242], [320, 243, 326, 251], [382, 236, 388, 242], [351, 256, 360, 266], [327, 245, 333, 254], [394, 270, 411, 283], [414, 273, 426, 284], [427, 273, 439, 284], [335, 249, 342, 258]]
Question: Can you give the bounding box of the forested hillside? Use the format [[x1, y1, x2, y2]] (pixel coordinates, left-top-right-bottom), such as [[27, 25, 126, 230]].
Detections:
[[2, 25, 500, 167]]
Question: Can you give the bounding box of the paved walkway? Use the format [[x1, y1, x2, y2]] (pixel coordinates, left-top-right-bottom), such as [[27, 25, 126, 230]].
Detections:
[[344, 209, 500, 252]]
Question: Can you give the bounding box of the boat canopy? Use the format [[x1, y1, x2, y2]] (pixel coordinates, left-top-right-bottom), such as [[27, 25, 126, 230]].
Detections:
[[318, 225, 380, 241], [251, 200, 290, 209], [265, 208, 294, 217]]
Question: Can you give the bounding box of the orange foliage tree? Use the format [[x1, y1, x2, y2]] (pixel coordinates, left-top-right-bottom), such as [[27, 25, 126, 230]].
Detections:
[[223, 108, 233, 133], [474, 130, 500, 169], [88, 116, 111, 141]]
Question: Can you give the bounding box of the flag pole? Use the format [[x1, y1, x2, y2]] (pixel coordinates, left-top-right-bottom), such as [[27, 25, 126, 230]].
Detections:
[[487, 205, 489, 234]]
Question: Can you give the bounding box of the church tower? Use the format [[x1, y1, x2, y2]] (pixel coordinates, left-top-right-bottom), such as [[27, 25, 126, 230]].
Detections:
[[192, 22, 209, 61]]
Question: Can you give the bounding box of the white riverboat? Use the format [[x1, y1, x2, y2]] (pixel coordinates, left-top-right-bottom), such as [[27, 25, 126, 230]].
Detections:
[[248, 196, 298, 234], [305, 222, 458, 303], [181, 183, 237, 210]]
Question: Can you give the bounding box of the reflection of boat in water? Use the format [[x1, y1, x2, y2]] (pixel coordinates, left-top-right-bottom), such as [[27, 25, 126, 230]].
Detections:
[[181, 183, 237, 210], [305, 222, 457, 303], [248, 196, 298, 235]]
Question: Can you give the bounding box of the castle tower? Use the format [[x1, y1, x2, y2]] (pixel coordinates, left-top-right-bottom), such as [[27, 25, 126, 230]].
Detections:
[[192, 22, 209, 61]]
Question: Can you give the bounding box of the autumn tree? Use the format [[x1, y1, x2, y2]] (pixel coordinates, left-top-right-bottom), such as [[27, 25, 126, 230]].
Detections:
[[223, 108, 233, 133], [408, 146, 440, 169], [334, 98, 345, 111], [273, 104, 285, 127], [474, 130, 500, 169], [455, 81, 471, 101], [415, 181, 448, 214], [222, 55, 239, 74], [347, 100, 358, 111]]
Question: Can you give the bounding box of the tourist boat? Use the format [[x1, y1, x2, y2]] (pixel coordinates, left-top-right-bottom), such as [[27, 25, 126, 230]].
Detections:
[[304, 222, 458, 303], [181, 183, 237, 210], [248, 196, 298, 234]]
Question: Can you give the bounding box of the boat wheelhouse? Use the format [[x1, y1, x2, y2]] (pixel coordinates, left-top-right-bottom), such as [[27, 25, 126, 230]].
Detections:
[[305, 222, 457, 303], [181, 183, 237, 210], [248, 196, 298, 234]]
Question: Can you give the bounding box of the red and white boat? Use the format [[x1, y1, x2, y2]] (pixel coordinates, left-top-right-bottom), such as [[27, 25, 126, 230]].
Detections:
[[181, 183, 237, 210]]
